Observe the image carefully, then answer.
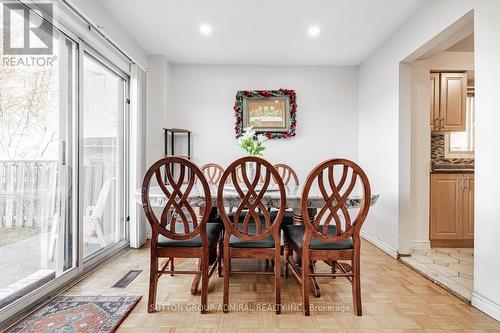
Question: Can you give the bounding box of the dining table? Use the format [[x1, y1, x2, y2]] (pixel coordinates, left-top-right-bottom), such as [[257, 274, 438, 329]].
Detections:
[[135, 183, 379, 224]]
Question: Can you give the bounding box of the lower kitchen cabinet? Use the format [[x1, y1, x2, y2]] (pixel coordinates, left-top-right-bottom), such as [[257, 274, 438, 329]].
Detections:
[[430, 172, 474, 247]]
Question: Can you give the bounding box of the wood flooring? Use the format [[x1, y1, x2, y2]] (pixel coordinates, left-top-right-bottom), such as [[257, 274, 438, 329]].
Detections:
[[64, 240, 500, 332]]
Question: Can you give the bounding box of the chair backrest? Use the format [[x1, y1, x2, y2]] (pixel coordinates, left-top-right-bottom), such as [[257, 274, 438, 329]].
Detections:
[[233, 164, 265, 184], [274, 163, 299, 187], [301, 159, 371, 245], [217, 156, 286, 240], [142, 157, 211, 243], [201, 163, 224, 185]]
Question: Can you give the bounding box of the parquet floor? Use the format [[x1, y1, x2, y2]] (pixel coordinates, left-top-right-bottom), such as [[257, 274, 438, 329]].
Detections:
[[65, 240, 500, 332]]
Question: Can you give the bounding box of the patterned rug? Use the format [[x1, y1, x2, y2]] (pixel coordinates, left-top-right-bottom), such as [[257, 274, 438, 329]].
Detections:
[[7, 295, 141, 333]]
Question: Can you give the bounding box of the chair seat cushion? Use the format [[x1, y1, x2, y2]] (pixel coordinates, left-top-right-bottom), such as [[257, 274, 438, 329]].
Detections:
[[269, 210, 294, 225], [283, 225, 353, 250], [229, 223, 276, 248], [227, 210, 265, 222], [157, 223, 223, 248]]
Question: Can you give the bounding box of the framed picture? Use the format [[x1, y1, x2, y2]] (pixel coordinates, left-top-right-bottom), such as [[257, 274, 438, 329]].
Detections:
[[234, 89, 297, 139]]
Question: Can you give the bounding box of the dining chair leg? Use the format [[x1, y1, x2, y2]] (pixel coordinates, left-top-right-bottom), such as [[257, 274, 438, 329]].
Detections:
[[302, 253, 310, 316], [169, 256, 175, 276], [284, 244, 289, 278], [200, 256, 209, 314], [331, 260, 337, 279], [309, 261, 321, 298], [352, 250, 362, 316], [223, 245, 230, 313], [191, 259, 202, 295], [217, 238, 224, 277], [274, 249, 281, 314], [148, 254, 158, 313]]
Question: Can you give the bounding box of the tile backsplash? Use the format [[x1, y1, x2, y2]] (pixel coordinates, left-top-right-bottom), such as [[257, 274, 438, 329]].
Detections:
[[431, 133, 474, 170]]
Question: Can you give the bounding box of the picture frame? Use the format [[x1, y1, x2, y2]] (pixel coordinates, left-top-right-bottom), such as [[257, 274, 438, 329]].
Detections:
[[234, 89, 297, 139]]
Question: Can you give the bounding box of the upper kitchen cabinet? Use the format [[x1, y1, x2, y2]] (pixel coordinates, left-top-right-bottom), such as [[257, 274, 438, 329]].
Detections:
[[430, 72, 440, 130], [430, 72, 467, 132]]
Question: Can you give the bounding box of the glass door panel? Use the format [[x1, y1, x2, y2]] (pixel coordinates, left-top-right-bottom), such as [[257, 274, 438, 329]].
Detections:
[[82, 53, 126, 259], [0, 9, 77, 308]]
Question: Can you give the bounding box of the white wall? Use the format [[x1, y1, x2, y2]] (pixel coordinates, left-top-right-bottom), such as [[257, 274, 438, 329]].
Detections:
[[472, 0, 500, 321], [358, 1, 474, 256], [168, 65, 358, 181], [359, 0, 500, 320], [146, 56, 171, 166], [409, 60, 432, 251]]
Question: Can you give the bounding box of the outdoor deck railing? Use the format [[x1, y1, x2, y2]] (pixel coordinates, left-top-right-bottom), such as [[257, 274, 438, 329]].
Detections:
[[0, 160, 115, 230]]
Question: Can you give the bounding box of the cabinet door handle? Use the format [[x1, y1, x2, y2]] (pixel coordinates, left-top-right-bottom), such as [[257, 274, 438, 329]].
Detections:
[[465, 177, 469, 191], [459, 178, 463, 191], [440, 118, 444, 129], [433, 118, 439, 129]]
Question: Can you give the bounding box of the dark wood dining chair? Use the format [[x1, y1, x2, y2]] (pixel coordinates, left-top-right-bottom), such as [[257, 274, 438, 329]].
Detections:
[[274, 163, 299, 188], [233, 163, 267, 184], [141, 157, 223, 313], [283, 159, 371, 316], [201, 163, 225, 185], [200, 163, 225, 277], [270, 163, 299, 225], [217, 156, 286, 314], [200, 163, 226, 221]]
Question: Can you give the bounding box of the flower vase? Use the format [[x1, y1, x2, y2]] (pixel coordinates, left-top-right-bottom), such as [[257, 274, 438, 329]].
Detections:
[[247, 161, 255, 183]]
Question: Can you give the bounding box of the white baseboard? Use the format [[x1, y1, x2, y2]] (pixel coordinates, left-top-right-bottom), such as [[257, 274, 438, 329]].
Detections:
[[410, 240, 431, 250], [361, 231, 398, 259], [471, 291, 500, 321]]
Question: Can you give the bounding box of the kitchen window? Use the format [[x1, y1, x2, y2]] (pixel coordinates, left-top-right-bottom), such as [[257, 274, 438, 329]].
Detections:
[[445, 94, 474, 158]]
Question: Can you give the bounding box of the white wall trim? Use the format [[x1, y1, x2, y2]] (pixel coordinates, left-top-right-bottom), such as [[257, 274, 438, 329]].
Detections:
[[471, 291, 500, 322], [410, 240, 431, 250], [361, 231, 398, 259]]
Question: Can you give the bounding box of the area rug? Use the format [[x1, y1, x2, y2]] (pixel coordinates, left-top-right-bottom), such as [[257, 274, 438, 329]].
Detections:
[[7, 295, 141, 333]]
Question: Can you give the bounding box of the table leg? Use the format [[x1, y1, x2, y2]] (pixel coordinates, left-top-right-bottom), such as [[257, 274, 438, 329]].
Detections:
[[292, 208, 317, 225], [292, 208, 317, 265]]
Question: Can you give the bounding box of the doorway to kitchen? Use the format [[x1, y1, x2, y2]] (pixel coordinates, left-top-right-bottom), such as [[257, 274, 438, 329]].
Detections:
[[398, 12, 475, 302]]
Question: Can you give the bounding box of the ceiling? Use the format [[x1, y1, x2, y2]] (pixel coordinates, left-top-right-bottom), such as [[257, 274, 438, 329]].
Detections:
[[99, 0, 425, 65]]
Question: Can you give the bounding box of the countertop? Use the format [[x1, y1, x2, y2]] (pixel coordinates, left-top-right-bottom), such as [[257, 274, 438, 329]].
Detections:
[[431, 169, 474, 174], [431, 164, 474, 173]]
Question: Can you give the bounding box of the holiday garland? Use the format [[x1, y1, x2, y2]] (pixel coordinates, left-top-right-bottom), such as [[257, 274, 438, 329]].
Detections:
[[234, 89, 297, 139]]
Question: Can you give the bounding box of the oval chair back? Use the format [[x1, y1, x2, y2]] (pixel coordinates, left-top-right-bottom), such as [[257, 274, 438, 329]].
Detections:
[[291, 158, 371, 316], [201, 163, 224, 185], [217, 156, 286, 241], [233, 163, 267, 184], [301, 159, 371, 245], [274, 163, 299, 187], [142, 157, 212, 245]]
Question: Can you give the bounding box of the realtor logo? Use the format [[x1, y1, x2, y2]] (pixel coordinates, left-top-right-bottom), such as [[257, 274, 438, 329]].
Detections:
[[2, 2, 53, 55]]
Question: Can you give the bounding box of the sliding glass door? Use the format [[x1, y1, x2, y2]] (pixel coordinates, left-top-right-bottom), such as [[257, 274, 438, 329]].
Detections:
[[82, 52, 128, 259], [0, 8, 77, 309], [0, 3, 130, 322]]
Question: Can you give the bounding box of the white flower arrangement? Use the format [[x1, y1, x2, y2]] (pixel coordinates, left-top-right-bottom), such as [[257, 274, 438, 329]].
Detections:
[[237, 127, 268, 156]]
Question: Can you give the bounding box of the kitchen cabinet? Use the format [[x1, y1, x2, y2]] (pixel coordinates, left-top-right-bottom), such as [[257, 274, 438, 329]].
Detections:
[[430, 72, 467, 132], [430, 173, 474, 247], [430, 72, 440, 130]]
